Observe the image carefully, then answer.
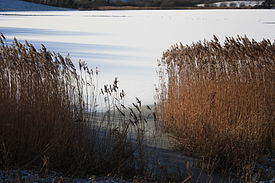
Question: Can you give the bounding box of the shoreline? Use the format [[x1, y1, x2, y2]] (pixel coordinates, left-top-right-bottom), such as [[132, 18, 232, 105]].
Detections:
[[79, 6, 261, 11]]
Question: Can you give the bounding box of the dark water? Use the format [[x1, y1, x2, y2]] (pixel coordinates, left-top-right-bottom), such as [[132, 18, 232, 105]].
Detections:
[[0, 0, 71, 11]]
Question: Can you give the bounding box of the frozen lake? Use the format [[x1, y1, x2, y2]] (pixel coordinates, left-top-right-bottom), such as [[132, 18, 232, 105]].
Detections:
[[0, 9, 275, 105]]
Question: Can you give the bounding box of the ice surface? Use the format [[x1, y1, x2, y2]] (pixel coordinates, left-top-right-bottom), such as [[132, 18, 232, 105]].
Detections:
[[0, 9, 275, 105]]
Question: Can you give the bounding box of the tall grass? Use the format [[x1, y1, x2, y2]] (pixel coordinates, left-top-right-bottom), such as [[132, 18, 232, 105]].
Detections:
[[0, 34, 148, 178], [158, 36, 274, 179]]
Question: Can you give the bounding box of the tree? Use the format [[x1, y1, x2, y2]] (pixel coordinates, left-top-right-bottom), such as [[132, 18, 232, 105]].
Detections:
[[262, 0, 275, 8]]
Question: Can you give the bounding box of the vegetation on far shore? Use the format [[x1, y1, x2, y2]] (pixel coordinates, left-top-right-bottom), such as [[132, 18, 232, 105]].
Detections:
[[22, 0, 275, 10]]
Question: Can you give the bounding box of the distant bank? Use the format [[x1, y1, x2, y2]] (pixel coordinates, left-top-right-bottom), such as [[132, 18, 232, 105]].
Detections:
[[20, 0, 275, 10], [1, 0, 273, 11]]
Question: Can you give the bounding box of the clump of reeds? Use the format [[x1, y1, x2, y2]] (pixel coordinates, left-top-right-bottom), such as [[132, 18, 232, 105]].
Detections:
[[158, 36, 275, 179], [0, 34, 148, 179]]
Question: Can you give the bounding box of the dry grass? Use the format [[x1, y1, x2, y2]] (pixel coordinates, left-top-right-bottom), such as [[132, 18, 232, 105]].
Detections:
[[0, 34, 148, 179], [157, 36, 275, 179]]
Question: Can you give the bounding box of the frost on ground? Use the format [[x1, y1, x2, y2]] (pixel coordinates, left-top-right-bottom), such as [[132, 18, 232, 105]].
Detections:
[[254, 152, 275, 183], [0, 169, 132, 183]]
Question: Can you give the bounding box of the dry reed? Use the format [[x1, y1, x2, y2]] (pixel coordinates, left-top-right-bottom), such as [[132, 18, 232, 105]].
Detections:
[[0, 34, 148, 179], [158, 36, 275, 179]]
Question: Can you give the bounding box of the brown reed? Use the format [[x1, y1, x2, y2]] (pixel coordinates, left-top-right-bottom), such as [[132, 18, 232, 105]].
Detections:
[[0, 34, 148, 179], [157, 36, 275, 179]]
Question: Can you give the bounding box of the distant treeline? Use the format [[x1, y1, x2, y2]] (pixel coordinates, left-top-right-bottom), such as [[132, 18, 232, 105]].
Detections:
[[22, 0, 221, 9], [23, 0, 273, 9]]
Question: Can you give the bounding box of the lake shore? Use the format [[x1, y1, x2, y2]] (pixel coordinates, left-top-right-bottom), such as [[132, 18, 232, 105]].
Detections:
[[80, 6, 258, 10], [1, 1, 274, 182]]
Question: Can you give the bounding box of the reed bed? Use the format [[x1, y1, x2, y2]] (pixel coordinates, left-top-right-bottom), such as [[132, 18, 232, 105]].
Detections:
[[0, 34, 149, 179], [158, 36, 275, 179]]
